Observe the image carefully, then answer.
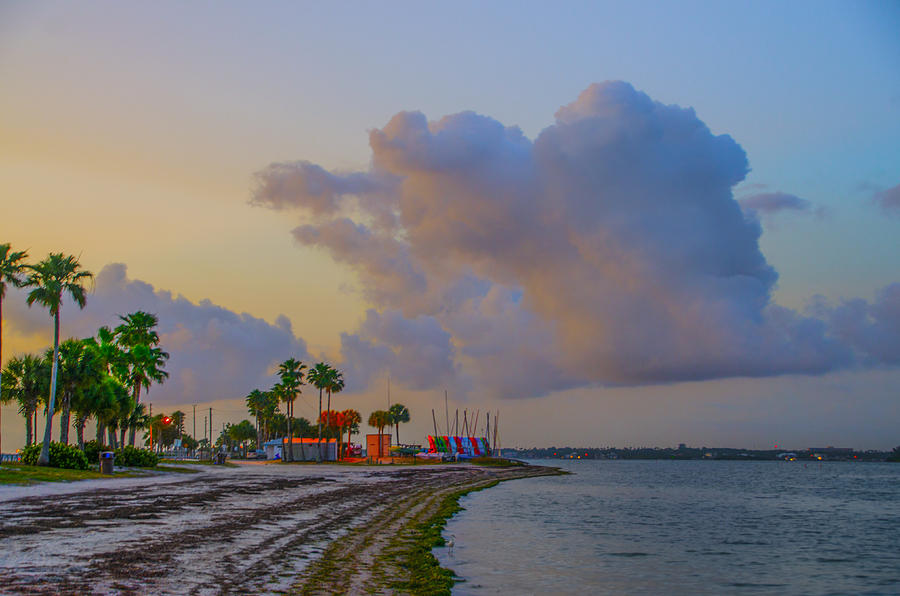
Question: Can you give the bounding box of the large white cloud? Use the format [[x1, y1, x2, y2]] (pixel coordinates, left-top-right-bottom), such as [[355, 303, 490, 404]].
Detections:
[[5, 263, 312, 405], [253, 81, 900, 397]]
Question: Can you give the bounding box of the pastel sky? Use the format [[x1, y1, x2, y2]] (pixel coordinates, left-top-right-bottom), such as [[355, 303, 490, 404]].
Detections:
[[2, 1, 898, 450]]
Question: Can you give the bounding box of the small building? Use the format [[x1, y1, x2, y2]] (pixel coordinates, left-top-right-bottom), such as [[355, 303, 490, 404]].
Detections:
[[265, 438, 338, 461], [263, 439, 282, 460], [366, 433, 391, 459]]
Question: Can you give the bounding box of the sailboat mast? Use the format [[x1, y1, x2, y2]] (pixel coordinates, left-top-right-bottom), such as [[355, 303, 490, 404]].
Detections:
[[444, 390, 449, 438]]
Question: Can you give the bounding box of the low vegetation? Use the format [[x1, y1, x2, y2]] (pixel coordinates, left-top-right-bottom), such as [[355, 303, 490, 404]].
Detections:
[[20, 442, 89, 470], [0, 462, 133, 485], [469, 456, 524, 467]]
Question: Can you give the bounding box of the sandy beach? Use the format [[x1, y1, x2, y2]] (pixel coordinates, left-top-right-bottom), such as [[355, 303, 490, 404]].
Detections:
[[0, 461, 559, 594]]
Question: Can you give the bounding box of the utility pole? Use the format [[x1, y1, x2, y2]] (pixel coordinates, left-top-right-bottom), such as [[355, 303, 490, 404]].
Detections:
[[203, 416, 207, 450], [192, 404, 196, 441], [149, 403, 153, 451], [209, 407, 213, 451], [387, 376, 391, 408]]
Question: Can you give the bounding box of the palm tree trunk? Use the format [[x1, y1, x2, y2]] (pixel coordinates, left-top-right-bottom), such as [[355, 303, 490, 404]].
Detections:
[[38, 313, 61, 465], [0, 296, 4, 460], [60, 393, 71, 445], [25, 412, 33, 446], [76, 416, 86, 450], [316, 387, 323, 463], [96, 422, 104, 444], [128, 385, 141, 446], [286, 401, 293, 463], [326, 390, 331, 458], [396, 423, 399, 444], [120, 426, 126, 449]]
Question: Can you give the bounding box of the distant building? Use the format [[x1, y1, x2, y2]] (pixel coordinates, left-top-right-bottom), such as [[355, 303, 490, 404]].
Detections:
[[265, 438, 337, 461]]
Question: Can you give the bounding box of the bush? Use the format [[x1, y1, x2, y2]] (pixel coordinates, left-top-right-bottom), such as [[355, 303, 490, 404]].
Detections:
[[20, 442, 90, 470], [82, 440, 110, 464], [114, 445, 159, 467]]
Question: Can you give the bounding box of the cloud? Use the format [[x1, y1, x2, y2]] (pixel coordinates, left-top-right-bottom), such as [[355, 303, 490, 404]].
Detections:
[[4, 263, 312, 404], [339, 309, 462, 392], [873, 183, 900, 214], [738, 191, 814, 215], [253, 81, 899, 397]]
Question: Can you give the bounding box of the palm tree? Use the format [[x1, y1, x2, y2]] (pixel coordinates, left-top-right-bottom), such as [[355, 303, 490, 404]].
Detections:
[[341, 409, 362, 458], [368, 410, 391, 459], [24, 253, 93, 465], [324, 367, 344, 444], [1, 354, 49, 447], [277, 358, 306, 462], [0, 243, 29, 460], [71, 374, 118, 450], [113, 312, 168, 446], [306, 362, 330, 463], [125, 403, 150, 449], [96, 380, 132, 449], [246, 388, 268, 449], [46, 338, 103, 445], [389, 403, 411, 444]]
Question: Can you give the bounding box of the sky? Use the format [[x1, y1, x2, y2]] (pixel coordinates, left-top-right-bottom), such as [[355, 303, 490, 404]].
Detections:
[[1, 1, 898, 450]]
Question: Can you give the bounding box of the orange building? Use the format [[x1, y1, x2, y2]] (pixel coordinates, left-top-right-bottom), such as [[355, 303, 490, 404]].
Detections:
[[366, 434, 391, 459]]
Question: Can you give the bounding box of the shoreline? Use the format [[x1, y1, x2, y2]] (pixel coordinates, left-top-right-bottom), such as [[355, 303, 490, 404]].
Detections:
[[0, 460, 563, 594]]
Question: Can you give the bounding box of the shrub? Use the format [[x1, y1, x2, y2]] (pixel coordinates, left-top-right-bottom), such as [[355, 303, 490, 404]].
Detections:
[[82, 440, 111, 464], [114, 445, 159, 467], [21, 442, 90, 470]]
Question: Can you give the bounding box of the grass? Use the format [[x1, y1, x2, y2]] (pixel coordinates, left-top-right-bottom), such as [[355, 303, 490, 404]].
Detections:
[[159, 458, 238, 468], [0, 462, 140, 485], [0, 461, 207, 485], [388, 479, 500, 595], [469, 456, 524, 467]]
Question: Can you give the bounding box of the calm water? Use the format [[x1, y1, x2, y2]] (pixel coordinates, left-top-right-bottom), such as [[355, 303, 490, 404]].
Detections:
[[436, 460, 900, 595]]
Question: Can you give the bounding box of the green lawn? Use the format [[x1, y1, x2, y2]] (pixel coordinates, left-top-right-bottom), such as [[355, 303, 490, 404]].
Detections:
[[0, 463, 138, 485], [0, 462, 203, 485]]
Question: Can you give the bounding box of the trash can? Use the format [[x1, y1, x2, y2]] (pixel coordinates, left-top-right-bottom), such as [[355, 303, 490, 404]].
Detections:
[[215, 452, 227, 465], [100, 451, 115, 474]]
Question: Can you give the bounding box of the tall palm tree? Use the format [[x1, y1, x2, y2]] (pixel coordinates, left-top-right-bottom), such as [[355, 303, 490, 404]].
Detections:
[[389, 403, 411, 444], [245, 388, 268, 449], [24, 253, 93, 465], [368, 410, 391, 459], [306, 362, 330, 463], [324, 367, 345, 443], [277, 358, 306, 462], [0, 243, 29, 460], [1, 354, 48, 447]]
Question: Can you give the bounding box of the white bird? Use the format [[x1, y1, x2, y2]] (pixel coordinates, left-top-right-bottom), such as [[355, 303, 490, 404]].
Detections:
[[446, 534, 456, 552]]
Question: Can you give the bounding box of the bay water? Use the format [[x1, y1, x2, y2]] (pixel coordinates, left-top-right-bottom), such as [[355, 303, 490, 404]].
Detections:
[[435, 460, 900, 595]]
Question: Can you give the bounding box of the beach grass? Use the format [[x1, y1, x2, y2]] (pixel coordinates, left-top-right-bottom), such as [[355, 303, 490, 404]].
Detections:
[[388, 479, 501, 594]]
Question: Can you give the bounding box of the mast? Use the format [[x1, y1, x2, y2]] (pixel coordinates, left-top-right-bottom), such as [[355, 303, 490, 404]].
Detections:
[[444, 390, 449, 438], [432, 409, 438, 436], [463, 409, 469, 437]]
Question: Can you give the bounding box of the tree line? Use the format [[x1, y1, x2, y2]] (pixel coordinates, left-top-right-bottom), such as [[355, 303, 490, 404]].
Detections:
[[1, 244, 171, 465], [1, 242, 417, 467]]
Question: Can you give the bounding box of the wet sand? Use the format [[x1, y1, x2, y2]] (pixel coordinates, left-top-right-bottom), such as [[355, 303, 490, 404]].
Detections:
[[0, 461, 557, 594]]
